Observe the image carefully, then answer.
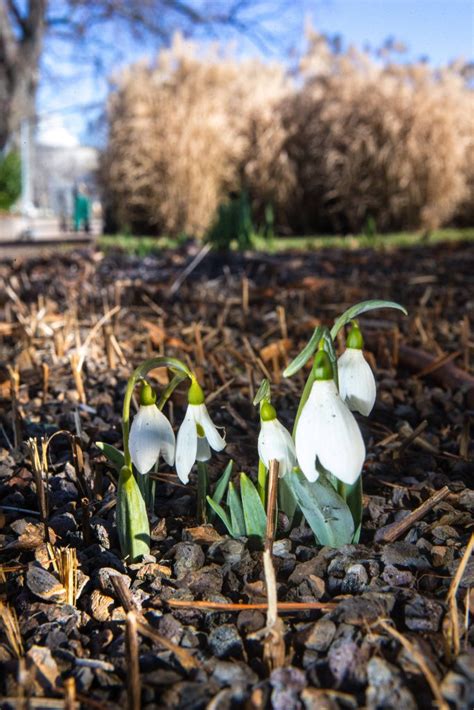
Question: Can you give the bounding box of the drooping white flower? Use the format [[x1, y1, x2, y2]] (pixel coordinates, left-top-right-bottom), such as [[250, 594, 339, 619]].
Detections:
[[258, 401, 297, 477], [337, 321, 376, 416], [338, 348, 376, 416], [295, 350, 365, 485], [175, 379, 225, 483], [129, 396, 176, 475]]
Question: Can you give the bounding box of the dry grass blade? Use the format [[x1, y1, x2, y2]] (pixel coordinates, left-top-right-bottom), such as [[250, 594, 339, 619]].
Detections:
[[0, 600, 24, 658], [134, 617, 199, 672], [126, 612, 141, 710], [444, 533, 474, 660], [26, 437, 49, 537], [378, 619, 449, 710], [56, 548, 79, 607]]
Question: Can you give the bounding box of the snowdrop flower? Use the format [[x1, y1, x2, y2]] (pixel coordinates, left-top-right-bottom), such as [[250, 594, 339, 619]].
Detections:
[[258, 401, 297, 477], [295, 349, 365, 485], [176, 379, 226, 484], [338, 322, 376, 416], [129, 382, 175, 474]]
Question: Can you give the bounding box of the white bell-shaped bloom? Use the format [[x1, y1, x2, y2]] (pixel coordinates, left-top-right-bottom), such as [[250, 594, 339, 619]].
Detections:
[[129, 404, 175, 474], [338, 348, 376, 416], [176, 403, 226, 483], [295, 379, 365, 485], [258, 417, 297, 477]]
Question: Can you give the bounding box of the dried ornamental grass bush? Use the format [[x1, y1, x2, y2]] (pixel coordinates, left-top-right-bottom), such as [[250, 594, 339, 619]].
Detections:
[[103, 35, 290, 237], [283, 33, 472, 233]]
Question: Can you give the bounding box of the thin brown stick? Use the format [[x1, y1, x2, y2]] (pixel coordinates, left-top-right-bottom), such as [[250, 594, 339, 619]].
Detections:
[[445, 533, 474, 659], [265, 460, 279, 551], [166, 600, 336, 612], [111, 576, 199, 671], [378, 620, 449, 710], [134, 618, 199, 671], [63, 677, 76, 710], [375, 485, 450, 543], [393, 419, 429, 459], [126, 612, 141, 710]]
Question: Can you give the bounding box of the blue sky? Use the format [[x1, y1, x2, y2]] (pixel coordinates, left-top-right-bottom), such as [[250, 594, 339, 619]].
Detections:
[[37, 0, 473, 145]]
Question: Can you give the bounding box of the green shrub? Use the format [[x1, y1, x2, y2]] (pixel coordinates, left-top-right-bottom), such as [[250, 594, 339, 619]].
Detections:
[[0, 151, 21, 210], [206, 192, 254, 251]]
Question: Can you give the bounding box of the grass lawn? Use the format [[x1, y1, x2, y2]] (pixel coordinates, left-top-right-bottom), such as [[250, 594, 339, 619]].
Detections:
[[98, 227, 474, 256]]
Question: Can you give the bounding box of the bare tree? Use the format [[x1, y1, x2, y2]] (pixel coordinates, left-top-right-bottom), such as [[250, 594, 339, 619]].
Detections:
[[0, 0, 272, 151]]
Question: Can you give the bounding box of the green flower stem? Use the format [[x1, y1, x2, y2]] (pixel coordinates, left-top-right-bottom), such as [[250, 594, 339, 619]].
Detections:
[[197, 461, 209, 523], [337, 476, 363, 543], [122, 356, 193, 468], [257, 459, 267, 505]]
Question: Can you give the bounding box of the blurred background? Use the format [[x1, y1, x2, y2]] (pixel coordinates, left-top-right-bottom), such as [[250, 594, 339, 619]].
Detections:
[[0, 0, 472, 245]]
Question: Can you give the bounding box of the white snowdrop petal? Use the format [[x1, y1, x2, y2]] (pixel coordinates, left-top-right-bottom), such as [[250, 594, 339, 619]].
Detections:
[[338, 348, 376, 416], [152, 407, 176, 466], [129, 405, 165, 475], [274, 420, 297, 477], [313, 380, 365, 485], [197, 404, 226, 452], [175, 409, 198, 484], [259, 420, 296, 478], [295, 388, 320, 482], [196, 435, 211, 462]]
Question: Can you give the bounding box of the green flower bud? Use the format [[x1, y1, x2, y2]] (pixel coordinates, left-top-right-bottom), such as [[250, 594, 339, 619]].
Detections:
[[260, 400, 277, 422], [140, 381, 156, 406], [346, 321, 364, 349], [312, 349, 333, 381], [188, 378, 205, 405]]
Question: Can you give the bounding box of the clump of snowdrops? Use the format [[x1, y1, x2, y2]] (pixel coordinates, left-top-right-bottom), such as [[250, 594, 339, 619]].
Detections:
[[98, 299, 406, 561]]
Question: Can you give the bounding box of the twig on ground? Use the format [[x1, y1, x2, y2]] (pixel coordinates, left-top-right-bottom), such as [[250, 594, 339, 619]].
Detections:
[[375, 485, 450, 543], [378, 619, 449, 710], [166, 600, 336, 612], [126, 612, 141, 710], [111, 576, 199, 671], [444, 533, 474, 660]]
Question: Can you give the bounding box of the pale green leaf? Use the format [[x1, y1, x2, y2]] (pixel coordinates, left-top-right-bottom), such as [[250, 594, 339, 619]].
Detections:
[[283, 325, 324, 378], [288, 470, 354, 547], [227, 482, 246, 537], [330, 300, 407, 340], [253, 378, 271, 406], [209, 460, 233, 522], [206, 496, 233, 535], [96, 441, 124, 470], [240, 472, 267, 540]]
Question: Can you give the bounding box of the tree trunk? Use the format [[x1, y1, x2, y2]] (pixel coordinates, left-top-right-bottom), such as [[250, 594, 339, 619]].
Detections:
[[0, 0, 47, 151]]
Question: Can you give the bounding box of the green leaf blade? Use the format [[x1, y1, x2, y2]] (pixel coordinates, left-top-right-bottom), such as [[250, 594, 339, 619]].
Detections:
[[288, 470, 354, 547], [283, 326, 324, 378], [96, 442, 125, 469], [330, 300, 407, 340], [227, 482, 246, 537], [240, 472, 267, 540], [209, 460, 233, 522], [206, 496, 234, 536]]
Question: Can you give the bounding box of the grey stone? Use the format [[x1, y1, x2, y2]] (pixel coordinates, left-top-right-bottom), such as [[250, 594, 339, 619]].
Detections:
[[173, 542, 205, 579], [208, 624, 243, 659], [366, 657, 417, 709], [212, 660, 258, 686], [305, 618, 337, 652], [340, 564, 369, 594], [404, 595, 443, 632], [381, 542, 430, 570]]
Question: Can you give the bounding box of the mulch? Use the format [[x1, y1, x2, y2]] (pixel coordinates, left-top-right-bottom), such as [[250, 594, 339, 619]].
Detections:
[[0, 239, 473, 709]]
